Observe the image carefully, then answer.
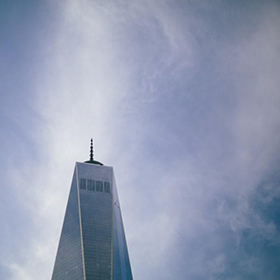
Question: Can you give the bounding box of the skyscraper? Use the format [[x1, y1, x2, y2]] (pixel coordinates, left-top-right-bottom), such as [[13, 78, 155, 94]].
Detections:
[[51, 140, 133, 280]]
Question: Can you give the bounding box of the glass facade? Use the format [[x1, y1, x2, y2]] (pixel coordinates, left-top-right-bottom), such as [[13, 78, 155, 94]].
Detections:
[[51, 162, 133, 280], [51, 169, 84, 280], [113, 176, 133, 280]]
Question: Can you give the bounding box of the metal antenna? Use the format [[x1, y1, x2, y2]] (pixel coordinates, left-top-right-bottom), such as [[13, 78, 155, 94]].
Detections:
[[90, 138, 94, 161], [84, 138, 103, 165]]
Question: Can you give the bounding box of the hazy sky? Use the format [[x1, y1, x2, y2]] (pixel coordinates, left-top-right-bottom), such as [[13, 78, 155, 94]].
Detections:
[[1, 0, 280, 279]]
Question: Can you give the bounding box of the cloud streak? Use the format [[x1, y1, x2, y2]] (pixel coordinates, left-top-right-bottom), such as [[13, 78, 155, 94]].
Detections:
[[1, 0, 280, 279]]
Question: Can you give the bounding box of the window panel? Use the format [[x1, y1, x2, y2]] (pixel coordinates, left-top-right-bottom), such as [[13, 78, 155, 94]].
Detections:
[[96, 181, 104, 192], [104, 182, 111, 193], [80, 178, 86, 190], [88, 179, 95, 191]]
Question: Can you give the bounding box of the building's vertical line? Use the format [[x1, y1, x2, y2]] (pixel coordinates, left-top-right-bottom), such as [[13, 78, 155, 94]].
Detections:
[[76, 164, 87, 280], [111, 169, 114, 280], [118, 196, 134, 280]]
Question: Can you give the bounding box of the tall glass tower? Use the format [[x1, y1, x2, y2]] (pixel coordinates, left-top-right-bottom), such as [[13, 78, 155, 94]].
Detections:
[[51, 140, 133, 280]]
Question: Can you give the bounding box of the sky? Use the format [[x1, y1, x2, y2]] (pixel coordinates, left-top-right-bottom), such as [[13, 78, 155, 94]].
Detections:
[[1, 0, 280, 279]]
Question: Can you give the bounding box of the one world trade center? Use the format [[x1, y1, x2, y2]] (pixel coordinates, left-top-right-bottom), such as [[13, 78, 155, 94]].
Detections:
[[51, 140, 133, 280]]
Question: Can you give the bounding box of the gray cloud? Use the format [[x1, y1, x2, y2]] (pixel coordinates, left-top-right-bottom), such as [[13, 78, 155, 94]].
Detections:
[[1, 0, 280, 279]]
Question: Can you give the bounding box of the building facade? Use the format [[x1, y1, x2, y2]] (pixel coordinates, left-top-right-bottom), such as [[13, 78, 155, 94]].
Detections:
[[51, 148, 133, 280]]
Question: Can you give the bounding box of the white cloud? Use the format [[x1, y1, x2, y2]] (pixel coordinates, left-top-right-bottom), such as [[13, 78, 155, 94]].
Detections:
[[1, 0, 280, 279]]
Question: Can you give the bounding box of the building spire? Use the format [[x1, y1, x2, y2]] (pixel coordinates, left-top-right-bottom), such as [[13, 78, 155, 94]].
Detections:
[[84, 138, 103, 165], [90, 138, 94, 161]]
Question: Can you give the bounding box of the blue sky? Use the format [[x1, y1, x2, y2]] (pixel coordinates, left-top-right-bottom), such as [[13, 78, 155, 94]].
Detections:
[[1, 0, 280, 279]]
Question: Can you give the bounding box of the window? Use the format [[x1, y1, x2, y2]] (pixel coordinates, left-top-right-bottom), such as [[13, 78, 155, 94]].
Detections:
[[80, 178, 109, 193], [96, 181, 103, 192], [88, 179, 95, 191], [104, 182, 110, 193], [80, 178, 86, 190]]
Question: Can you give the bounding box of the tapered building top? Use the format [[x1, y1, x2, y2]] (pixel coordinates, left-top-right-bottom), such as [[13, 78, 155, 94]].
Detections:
[[51, 140, 133, 280], [84, 138, 103, 165]]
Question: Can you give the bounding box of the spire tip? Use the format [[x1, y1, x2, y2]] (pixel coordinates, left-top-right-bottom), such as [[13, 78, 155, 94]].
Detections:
[[90, 139, 94, 161], [84, 138, 103, 165]]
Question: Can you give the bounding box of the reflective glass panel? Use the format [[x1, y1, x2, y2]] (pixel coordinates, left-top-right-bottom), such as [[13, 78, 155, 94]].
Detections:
[[52, 169, 84, 280], [87, 179, 95, 191]]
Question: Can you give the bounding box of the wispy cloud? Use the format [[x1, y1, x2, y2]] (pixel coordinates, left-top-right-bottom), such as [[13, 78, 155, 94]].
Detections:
[[1, 0, 280, 279]]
